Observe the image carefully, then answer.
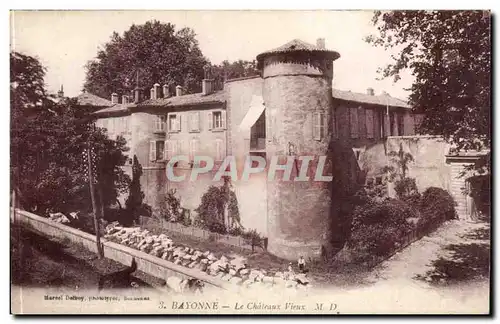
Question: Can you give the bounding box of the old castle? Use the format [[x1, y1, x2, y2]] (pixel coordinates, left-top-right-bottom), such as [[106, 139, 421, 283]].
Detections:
[[74, 38, 479, 260]]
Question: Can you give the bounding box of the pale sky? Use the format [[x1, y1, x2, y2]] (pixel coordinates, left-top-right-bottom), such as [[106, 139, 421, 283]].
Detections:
[[10, 10, 414, 100]]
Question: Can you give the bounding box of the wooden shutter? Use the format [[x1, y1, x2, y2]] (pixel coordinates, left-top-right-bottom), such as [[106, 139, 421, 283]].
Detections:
[[165, 140, 171, 160], [149, 140, 156, 161], [189, 138, 196, 161], [178, 114, 182, 132], [208, 111, 213, 130], [221, 110, 227, 129], [313, 112, 323, 141], [195, 112, 200, 131], [366, 109, 374, 139], [350, 108, 359, 138]]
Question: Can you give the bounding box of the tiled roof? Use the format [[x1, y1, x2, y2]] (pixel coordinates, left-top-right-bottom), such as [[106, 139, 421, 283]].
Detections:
[[75, 92, 113, 107], [136, 90, 226, 108], [332, 89, 411, 109], [92, 103, 132, 115], [257, 39, 340, 62]]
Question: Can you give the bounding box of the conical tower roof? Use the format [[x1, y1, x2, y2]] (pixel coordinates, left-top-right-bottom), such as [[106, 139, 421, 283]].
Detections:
[[256, 39, 340, 68]]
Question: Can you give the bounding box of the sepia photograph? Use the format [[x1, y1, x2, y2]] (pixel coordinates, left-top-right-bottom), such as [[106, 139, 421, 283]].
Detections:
[[9, 9, 491, 315]]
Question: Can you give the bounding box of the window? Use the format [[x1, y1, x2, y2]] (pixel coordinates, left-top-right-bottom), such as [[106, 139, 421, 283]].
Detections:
[[168, 114, 181, 132], [313, 111, 326, 141], [397, 113, 405, 136], [389, 112, 396, 136], [379, 110, 386, 138], [189, 112, 201, 132], [165, 140, 177, 160], [366, 109, 374, 139], [215, 139, 224, 161], [350, 108, 359, 138], [149, 140, 165, 161], [189, 138, 199, 161], [208, 110, 226, 130], [155, 115, 166, 132]]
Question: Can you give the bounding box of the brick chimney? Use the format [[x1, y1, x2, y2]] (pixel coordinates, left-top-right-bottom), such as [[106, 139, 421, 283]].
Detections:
[[163, 84, 170, 98], [150, 87, 155, 100], [111, 93, 119, 104], [122, 95, 128, 105], [316, 38, 325, 49], [175, 85, 183, 97], [153, 83, 160, 99], [202, 79, 214, 95], [134, 87, 141, 103], [366, 88, 375, 96], [57, 85, 64, 98]]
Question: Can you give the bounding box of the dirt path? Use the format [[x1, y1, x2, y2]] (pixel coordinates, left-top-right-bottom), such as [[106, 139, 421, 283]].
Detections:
[[369, 219, 490, 285]]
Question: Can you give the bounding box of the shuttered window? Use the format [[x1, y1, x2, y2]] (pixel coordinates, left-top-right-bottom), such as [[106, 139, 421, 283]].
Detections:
[[209, 110, 226, 131], [366, 109, 374, 139], [313, 111, 326, 141], [189, 112, 200, 132], [149, 141, 156, 161], [168, 114, 180, 132], [189, 138, 199, 161], [155, 115, 166, 132], [350, 108, 359, 138]]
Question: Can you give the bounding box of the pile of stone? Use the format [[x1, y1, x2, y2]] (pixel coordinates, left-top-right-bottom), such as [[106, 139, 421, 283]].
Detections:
[[48, 212, 79, 224], [101, 222, 313, 291]]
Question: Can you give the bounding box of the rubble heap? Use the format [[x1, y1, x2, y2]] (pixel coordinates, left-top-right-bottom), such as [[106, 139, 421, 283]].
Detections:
[[102, 222, 312, 291]]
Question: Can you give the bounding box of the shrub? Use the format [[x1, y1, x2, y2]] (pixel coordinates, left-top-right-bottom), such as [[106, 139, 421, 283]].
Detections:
[[394, 177, 418, 199], [418, 187, 457, 230], [195, 176, 240, 233], [242, 229, 265, 252], [228, 226, 244, 237], [207, 222, 227, 235], [347, 198, 415, 261]]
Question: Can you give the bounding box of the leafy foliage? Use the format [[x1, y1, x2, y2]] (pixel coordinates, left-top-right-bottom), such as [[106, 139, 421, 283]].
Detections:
[[366, 10, 491, 152], [195, 176, 241, 233], [394, 177, 419, 201], [210, 59, 260, 90], [241, 229, 265, 252], [417, 187, 457, 230], [124, 155, 149, 223], [347, 198, 415, 261], [10, 52, 131, 215], [84, 20, 209, 99]]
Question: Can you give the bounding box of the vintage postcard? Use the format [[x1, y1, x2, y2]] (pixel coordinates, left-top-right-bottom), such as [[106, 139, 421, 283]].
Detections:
[[10, 10, 491, 315]]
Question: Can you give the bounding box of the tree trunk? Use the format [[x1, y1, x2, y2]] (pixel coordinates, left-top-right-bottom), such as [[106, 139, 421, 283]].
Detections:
[[87, 147, 104, 258]]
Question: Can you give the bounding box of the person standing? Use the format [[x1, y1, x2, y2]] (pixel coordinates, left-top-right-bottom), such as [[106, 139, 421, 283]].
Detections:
[[298, 256, 306, 273]]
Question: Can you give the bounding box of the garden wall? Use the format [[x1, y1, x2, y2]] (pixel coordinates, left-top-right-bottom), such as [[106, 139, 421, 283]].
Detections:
[[10, 208, 230, 290]]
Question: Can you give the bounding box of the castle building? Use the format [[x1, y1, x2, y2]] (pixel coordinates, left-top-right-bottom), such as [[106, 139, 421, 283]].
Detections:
[[87, 38, 423, 260]]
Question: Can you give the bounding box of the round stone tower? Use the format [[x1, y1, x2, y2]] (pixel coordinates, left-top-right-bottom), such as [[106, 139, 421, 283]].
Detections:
[[256, 39, 340, 260]]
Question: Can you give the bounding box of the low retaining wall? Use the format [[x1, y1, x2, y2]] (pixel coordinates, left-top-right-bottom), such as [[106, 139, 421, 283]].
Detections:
[[139, 216, 268, 251], [11, 209, 231, 291]]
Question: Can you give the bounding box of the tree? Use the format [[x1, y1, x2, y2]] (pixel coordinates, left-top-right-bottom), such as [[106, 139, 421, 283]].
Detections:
[[10, 52, 131, 217], [83, 20, 209, 99], [125, 155, 145, 223], [210, 60, 260, 90], [195, 176, 240, 233], [366, 11, 491, 153]]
